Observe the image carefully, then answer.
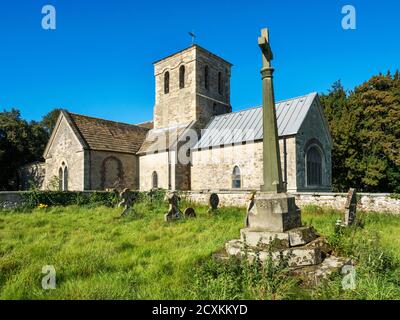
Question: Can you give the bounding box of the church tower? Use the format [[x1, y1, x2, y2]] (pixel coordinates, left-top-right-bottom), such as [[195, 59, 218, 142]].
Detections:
[[153, 45, 232, 129]]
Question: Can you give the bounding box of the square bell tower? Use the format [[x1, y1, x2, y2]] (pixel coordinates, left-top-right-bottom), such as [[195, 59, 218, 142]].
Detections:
[[153, 45, 232, 129]]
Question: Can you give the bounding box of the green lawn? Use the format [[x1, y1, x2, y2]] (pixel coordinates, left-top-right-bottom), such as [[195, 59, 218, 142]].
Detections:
[[0, 201, 400, 300]]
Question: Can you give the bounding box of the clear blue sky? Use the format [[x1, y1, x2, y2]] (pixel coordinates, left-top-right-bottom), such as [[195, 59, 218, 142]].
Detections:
[[0, 0, 399, 124]]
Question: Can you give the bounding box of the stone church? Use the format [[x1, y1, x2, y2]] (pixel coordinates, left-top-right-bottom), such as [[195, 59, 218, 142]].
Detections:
[[30, 44, 332, 192]]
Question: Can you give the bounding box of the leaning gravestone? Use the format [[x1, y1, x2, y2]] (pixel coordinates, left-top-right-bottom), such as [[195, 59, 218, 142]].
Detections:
[[184, 207, 196, 218], [164, 192, 182, 222], [244, 191, 256, 227], [118, 188, 134, 217], [208, 193, 219, 213], [344, 188, 357, 226]]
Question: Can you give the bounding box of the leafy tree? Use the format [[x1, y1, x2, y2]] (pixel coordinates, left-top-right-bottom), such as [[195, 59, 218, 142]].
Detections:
[[0, 109, 48, 190], [41, 108, 62, 135], [321, 72, 400, 192]]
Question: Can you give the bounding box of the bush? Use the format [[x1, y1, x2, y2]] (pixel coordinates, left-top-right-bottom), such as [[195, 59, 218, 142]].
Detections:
[[20, 190, 119, 210]]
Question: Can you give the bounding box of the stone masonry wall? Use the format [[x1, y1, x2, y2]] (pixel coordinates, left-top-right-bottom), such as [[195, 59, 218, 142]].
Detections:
[[191, 137, 297, 191], [153, 47, 197, 129], [195, 47, 232, 127], [183, 191, 400, 214], [153, 46, 232, 129], [89, 151, 139, 190], [44, 115, 85, 191], [139, 152, 170, 190], [19, 162, 46, 190], [296, 101, 332, 191], [1, 191, 398, 214]]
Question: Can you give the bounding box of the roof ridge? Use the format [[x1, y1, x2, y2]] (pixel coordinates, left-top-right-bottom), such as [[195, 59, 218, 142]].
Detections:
[[212, 92, 317, 119], [67, 112, 149, 130]]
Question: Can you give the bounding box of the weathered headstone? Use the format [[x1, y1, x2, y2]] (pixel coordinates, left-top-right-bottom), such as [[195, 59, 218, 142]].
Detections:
[[164, 192, 182, 222], [184, 207, 196, 218], [245, 191, 256, 227], [118, 188, 134, 217], [208, 193, 219, 212], [343, 188, 357, 226]]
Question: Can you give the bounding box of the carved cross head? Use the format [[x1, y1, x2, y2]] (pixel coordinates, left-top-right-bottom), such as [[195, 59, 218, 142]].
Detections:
[[258, 28, 273, 64]]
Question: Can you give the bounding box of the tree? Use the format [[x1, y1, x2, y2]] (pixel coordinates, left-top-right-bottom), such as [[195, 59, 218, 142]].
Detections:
[[0, 109, 48, 190], [321, 72, 400, 192], [41, 108, 62, 135]]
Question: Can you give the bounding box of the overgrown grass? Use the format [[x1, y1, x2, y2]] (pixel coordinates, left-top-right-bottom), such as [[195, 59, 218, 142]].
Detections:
[[0, 202, 399, 300]]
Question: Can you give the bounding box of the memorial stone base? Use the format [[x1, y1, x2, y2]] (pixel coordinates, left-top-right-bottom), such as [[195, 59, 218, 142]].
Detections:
[[224, 192, 351, 283]]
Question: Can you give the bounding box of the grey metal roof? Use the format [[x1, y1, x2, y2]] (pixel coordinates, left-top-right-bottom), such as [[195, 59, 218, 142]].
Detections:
[[193, 92, 317, 150]]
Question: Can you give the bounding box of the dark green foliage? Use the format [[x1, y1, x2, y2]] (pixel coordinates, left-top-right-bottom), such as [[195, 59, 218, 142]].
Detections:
[[8, 189, 168, 211], [41, 108, 62, 135], [320, 71, 400, 192], [0, 109, 48, 190], [20, 191, 119, 209]]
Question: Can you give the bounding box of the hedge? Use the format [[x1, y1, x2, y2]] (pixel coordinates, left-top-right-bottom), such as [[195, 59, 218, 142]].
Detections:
[[16, 188, 168, 210]]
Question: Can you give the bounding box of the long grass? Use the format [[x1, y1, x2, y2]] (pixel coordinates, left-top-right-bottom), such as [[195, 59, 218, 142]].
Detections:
[[0, 202, 399, 299]]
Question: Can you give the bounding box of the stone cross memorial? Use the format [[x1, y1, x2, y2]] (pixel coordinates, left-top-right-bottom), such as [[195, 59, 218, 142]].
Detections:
[[224, 28, 350, 279], [246, 28, 301, 233]]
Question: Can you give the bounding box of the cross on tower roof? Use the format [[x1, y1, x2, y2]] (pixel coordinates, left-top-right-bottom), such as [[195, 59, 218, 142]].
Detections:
[[189, 31, 196, 45]]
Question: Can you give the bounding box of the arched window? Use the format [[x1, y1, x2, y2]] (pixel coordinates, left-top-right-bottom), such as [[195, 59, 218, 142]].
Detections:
[[63, 167, 68, 191], [232, 166, 241, 189], [218, 72, 223, 95], [204, 65, 209, 90], [152, 171, 158, 189], [179, 65, 185, 89], [164, 71, 170, 94], [306, 146, 322, 186], [58, 167, 63, 191]]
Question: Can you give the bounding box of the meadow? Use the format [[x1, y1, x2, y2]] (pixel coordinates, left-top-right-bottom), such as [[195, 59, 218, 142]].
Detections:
[[0, 198, 400, 300]]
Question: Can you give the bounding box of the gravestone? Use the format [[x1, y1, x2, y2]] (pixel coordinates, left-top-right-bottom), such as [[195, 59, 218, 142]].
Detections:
[[244, 191, 256, 227], [343, 188, 357, 226], [164, 192, 182, 222], [118, 188, 134, 217], [208, 193, 219, 212], [184, 207, 196, 218]]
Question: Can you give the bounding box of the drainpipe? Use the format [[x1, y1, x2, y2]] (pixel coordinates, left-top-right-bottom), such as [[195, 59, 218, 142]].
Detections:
[[168, 149, 171, 190], [283, 137, 288, 190]]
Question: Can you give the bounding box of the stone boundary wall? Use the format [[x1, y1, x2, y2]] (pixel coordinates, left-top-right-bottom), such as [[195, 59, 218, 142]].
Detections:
[[0, 192, 26, 209], [183, 191, 400, 215], [1, 190, 399, 214]]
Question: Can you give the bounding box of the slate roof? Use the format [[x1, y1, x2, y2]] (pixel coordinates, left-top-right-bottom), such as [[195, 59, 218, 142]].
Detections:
[[193, 92, 318, 150], [65, 111, 150, 154]]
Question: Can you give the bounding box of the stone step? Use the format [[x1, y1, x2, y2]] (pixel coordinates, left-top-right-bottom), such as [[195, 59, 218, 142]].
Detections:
[[240, 226, 319, 248], [225, 239, 323, 267], [292, 256, 352, 285]]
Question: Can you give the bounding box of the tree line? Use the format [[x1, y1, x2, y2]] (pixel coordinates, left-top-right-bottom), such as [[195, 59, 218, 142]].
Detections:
[[0, 71, 399, 192], [320, 71, 400, 193], [0, 109, 60, 190]]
